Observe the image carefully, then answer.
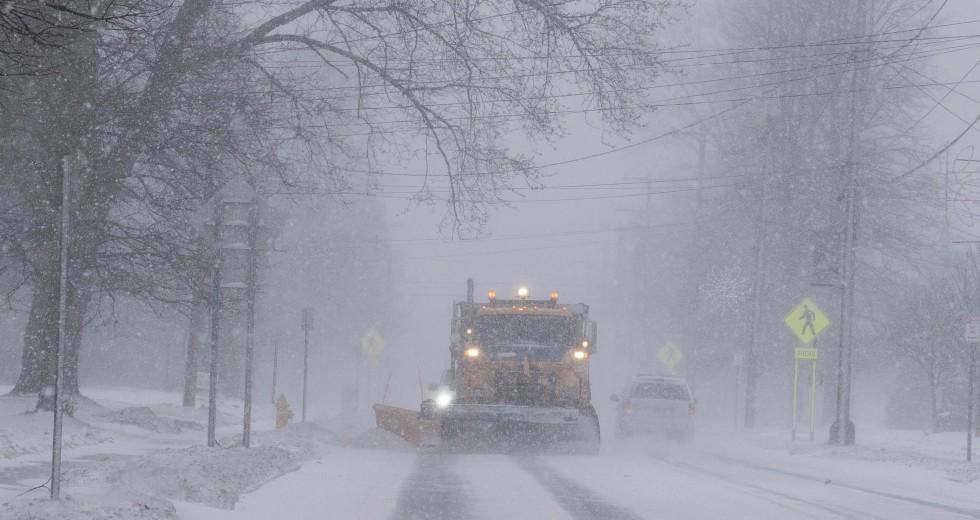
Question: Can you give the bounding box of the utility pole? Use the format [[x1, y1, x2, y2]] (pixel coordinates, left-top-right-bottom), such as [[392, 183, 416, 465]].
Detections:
[[242, 199, 260, 448], [643, 169, 654, 370], [830, 1, 867, 446], [965, 245, 980, 461], [206, 202, 224, 448], [51, 154, 75, 500], [301, 307, 314, 422], [689, 132, 708, 391], [831, 184, 858, 445], [745, 154, 770, 429]]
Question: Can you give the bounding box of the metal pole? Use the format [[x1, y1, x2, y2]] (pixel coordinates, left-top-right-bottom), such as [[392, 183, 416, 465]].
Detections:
[[207, 203, 224, 448], [51, 156, 72, 500], [271, 340, 279, 405], [792, 357, 799, 441], [302, 326, 310, 422], [242, 201, 259, 448], [354, 343, 362, 417], [969, 347, 976, 462], [733, 365, 740, 431], [810, 359, 818, 442]]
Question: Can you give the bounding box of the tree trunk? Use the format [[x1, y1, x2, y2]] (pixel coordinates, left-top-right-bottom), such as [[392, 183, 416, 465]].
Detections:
[[182, 301, 207, 407], [10, 264, 60, 395], [9, 250, 94, 399]]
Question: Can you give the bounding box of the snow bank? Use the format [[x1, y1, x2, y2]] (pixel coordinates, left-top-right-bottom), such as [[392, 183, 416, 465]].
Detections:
[[248, 422, 338, 459], [1, 387, 340, 518], [0, 396, 112, 460], [121, 445, 299, 509], [3, 492, 177, 520], [98, 406, 203, 434]]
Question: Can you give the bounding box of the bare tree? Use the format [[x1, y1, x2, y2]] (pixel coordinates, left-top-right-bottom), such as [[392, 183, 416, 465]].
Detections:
[[3, 0, 679, 399]]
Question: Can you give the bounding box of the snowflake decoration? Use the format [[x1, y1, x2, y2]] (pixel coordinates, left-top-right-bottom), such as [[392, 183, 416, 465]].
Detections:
[[699, 265, 751, 313]]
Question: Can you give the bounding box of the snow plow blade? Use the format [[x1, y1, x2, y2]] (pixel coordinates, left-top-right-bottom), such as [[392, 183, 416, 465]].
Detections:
[[373, 403, 438, 446]]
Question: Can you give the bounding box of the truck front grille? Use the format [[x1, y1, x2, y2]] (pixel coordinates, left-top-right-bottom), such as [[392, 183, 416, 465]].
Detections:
[[493, 368, 557, 406]]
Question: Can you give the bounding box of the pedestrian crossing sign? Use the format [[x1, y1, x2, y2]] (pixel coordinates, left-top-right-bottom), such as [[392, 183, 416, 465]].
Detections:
[[658, 342, 684, 371], [784, 298, 830, 344], [362, 328, 385, 359]]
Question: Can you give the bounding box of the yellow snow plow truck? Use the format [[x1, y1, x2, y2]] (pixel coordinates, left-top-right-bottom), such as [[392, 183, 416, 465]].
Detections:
[[417, 280, 600, 451]]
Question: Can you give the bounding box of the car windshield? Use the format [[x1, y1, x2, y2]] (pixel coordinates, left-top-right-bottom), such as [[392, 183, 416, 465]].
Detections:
[[631, 382, 690, 400], [476, 314, 576, 347]]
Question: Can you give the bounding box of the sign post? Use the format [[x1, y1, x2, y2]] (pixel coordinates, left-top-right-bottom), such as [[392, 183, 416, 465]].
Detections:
[[733, 349, 745, 431], [966, 316, 980, 462], [301, 308, 314, 422], [51, 155, 77, 500], [785, 298, 830, 442], [792, 347, 819, 441]]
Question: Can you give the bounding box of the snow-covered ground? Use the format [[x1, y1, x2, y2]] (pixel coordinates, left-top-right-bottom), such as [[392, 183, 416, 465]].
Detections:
[[4, 386, 980, 519], [0, 385, 340, 519]]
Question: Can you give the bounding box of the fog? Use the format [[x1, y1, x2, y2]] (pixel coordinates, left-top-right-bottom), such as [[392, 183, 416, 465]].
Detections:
[[3, 0, 980, 518]]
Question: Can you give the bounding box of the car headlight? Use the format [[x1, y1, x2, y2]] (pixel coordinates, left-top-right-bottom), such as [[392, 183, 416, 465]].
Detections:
[[435, 392, 453, 408]]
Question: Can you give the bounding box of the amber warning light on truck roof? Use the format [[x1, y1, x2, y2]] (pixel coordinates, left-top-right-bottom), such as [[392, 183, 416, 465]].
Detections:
[[550, 291, 559, 303], [487, 290, 496, 301]]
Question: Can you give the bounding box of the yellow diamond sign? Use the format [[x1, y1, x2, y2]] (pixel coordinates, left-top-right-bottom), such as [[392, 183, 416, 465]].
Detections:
[[361, 328, 385, 359], [658, 342, 684, 371], [784, 298, 830, 344]]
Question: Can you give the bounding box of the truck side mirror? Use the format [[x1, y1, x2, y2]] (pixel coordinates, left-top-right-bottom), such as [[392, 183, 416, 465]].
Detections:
[[610, 394, 620, 402]]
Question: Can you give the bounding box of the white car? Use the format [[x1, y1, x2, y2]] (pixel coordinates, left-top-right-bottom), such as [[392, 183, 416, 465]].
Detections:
[[611, 374, 695, 440]]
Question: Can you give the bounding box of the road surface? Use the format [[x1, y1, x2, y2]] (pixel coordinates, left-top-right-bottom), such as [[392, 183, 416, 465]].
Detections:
[[177, 437, 980, 520]]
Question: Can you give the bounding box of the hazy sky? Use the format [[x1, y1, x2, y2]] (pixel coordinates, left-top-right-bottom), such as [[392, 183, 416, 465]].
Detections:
[[292, 0, 980, 406]]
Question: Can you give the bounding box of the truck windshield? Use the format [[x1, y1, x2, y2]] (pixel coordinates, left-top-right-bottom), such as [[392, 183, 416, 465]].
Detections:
[[476, 315, 576, 347]]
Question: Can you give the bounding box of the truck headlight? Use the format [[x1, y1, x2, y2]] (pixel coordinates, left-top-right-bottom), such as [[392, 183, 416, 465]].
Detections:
[[435, 392, 453, 408], [573, 350, 588, 360], [465, 347, 480, 358]]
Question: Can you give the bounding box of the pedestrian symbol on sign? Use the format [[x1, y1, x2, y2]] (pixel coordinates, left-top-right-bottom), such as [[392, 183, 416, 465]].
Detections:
[[784, 298, 830, 344], [800, 304, 816, 337]]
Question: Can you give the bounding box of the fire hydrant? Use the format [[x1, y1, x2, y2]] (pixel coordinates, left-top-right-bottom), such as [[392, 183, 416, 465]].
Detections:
[[276, 395, 294, 430]]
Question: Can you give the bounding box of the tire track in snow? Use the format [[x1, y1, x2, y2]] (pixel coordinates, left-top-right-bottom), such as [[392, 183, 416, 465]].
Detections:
[[515, 456, 645, 520], [649, 454, 862, 519], [390, 452, 473, 520], [707, 453, 980, 519]]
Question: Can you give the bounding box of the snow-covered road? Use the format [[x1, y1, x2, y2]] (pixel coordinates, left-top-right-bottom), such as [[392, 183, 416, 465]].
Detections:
[[5, 387, 980, 519], [177, 439, 980, 520]]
